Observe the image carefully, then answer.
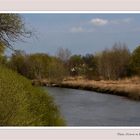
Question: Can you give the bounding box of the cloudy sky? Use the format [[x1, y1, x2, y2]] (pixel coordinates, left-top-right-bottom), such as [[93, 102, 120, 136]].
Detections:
[[11, 13, 140, 55]]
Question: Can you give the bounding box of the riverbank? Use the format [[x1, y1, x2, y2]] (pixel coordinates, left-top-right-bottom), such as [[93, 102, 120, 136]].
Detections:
[[0, 65, 65, 126], [32, 77, 140, 101]]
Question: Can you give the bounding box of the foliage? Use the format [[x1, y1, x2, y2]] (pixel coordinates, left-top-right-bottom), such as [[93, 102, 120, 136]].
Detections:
[[82, 54, 98, 80], [48, 58, 67, 83], [8, 50, 28, 77], [27, 53, 51, 79], [7, 44, 135, 81], [0, 42, 5, 55], [95, 43, 130, 80], [5, 44, 140, 82], [0, 14, 31, 51], [8, 52, 67, 82], [68, 55, 84, 76], [0, 65, 65, 126], [56, 47, 71, 63], [67, 54, 98, 79], [129, 46, 140, 76]]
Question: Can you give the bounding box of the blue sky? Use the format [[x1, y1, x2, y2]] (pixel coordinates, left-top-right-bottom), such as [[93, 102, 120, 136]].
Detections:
[[9, 13, 140, 55]]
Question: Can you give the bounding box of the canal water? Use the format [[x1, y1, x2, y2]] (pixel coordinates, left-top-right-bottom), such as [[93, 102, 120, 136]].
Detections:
[[44, 87, 140, 126]]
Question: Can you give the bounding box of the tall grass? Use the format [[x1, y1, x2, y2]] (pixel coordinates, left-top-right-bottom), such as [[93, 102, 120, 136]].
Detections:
[[0, 65, 65, 126], [61, 77, 140, 100]]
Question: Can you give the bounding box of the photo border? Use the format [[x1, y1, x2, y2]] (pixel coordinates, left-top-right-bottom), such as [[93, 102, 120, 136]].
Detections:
[[0, 10, 140, 139]]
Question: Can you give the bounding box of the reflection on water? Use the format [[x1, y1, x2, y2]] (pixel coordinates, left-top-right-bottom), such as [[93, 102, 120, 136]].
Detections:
[[44, 87, 140, 126]]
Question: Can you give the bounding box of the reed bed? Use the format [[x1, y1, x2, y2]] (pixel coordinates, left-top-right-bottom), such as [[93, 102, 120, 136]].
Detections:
[[60, 77, 140, 100]]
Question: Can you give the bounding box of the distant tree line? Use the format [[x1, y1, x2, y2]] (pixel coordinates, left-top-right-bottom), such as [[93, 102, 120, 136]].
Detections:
[[0, 43, 140, 82], [5, 51, 67, 83]]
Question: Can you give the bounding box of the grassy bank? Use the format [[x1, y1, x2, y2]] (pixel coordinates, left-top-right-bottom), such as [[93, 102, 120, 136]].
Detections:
[[60, 77, 140, 101], [0, 65, 65, 126]]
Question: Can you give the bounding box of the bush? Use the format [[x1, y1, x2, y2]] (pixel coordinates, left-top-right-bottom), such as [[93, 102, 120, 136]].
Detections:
[[129, 46, 140, 76]]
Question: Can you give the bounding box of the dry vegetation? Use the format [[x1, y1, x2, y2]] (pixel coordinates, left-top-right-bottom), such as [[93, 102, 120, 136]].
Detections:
[[61, 76, 140, 100]]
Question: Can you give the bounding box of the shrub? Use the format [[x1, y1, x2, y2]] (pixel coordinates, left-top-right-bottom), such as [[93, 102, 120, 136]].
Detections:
[[129, 46, 140, 76]]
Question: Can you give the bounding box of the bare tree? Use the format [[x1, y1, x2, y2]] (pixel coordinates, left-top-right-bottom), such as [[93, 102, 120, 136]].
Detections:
[[56, 47, 71, 62], [0, 14, 31, 51], [96, 43, 130, 80]]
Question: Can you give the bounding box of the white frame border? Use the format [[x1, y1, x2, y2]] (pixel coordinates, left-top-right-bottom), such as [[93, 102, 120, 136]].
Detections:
[[0, 10, 140, 130]]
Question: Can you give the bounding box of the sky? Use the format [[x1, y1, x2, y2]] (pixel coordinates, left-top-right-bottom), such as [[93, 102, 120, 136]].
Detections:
[[8, 13, 140, 56]]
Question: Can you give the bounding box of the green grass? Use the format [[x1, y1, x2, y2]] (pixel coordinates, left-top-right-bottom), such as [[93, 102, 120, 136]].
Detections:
[[0, 65, 65, 126]]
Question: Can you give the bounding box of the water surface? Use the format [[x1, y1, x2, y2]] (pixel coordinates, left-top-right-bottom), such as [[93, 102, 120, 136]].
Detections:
[[44, 87, 140, 126]]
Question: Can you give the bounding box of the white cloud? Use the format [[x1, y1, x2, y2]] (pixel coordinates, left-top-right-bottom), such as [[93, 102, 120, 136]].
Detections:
[[90, 18, 132, 26], [90, 18, 109, 26], [70, 17, 133, 33], [110, 18, 132, 24], [70, 27, 85, 33], [122, 18, 132, 23], [70, 27, 96, 33], [128, 27, 140, 32]]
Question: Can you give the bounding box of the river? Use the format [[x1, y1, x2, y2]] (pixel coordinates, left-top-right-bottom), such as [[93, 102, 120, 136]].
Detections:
[[44, 87, 140, 126]]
